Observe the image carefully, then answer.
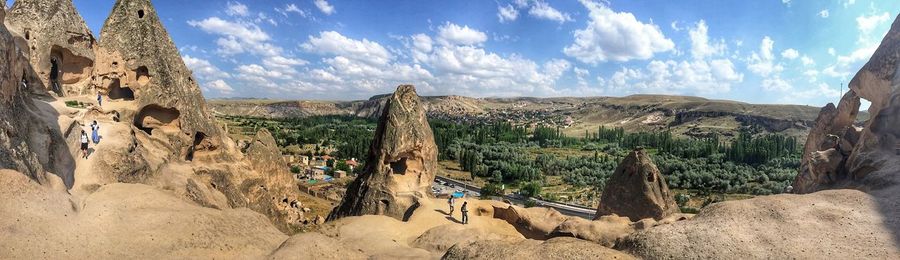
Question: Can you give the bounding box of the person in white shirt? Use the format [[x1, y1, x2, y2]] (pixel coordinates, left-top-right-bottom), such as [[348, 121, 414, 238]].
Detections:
[[80, 130, 89, 159]]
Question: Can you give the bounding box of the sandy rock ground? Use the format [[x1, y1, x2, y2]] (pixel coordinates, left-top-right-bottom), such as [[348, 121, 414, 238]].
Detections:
[[0, 170, 287, 259], [3, 97, 900, 259], [618, 188, 900, 259]]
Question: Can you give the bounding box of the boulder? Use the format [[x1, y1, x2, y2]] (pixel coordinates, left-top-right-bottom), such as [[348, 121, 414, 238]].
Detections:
[[596, 148, 679, 221], [327, 85, 438, 221], [492, 204, 568, 239], [550, 215, 634, 247], [5, 0, 96, 96]]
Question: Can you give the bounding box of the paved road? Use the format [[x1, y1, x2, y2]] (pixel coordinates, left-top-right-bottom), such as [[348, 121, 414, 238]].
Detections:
[[433, 176, 596, 219]]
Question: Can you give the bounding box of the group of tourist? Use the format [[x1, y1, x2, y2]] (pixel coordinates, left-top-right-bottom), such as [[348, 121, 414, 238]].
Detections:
[[447, 196, 469, 224], [79, 120, 101, 159]]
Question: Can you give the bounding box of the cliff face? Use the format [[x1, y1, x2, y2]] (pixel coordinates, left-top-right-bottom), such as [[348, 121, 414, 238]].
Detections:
[[5, 0, 95, 96], [0, 3, 75, 188], [328, 85, 438, 221]]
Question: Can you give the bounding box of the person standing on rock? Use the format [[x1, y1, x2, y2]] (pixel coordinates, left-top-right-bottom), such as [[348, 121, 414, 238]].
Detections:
[[97, 92, 102, 107], [91, 121, 100, 144], [461, 201, 469, 224], [448, 196, 455, 216], [80, 130, 89, 159]]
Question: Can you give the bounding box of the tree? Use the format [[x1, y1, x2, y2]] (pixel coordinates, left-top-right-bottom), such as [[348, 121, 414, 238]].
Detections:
[[335, 160, 351, 172], [520, 182, 542, 198], [481, 182, 505, 198]]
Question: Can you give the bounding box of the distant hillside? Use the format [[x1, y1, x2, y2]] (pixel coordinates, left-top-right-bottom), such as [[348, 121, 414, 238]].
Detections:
[[209, 94, 849, 141]]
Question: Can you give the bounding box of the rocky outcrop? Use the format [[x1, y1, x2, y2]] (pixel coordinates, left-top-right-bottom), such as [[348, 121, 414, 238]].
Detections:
[[550, 215, 634, 247], [327, 85, 438, 221], [241, 129, 305, 233], [617, 190, 899, 259], [493, 204, 569, 240], [793, 14, 900, 193], [0, 3, 75, 188], [596, 148, 679, 221], [93, 0, 225, 163], [5, 0, 95, 97]]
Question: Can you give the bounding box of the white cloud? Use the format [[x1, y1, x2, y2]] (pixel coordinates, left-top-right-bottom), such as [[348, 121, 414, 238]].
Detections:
[[301, 31, 393, 66], [746, 36, 783, 77], [781, 0, 791, 6], [857, 12, 890, 35], [688, 20, 725, 60], [564, 0, 674, 64], [574, 67, 589, 78], [314, 0, 335, 15], [528, 0, 572, 23], [183, 55, 231, 81], [818, 9, 830, 18], [187, 17, 281, 56], [828, 47, 836, 56], [781, 48, 799, 60], [843, 0, 856, 8], [205, 80, 235, 94], [226, 1, 249, 17], [762, 77, 792, 92], [436, 22, 488, 46], [603, 59, 742, 95], [498, 4, 519, 23], [281, 3, 307, 17], [801, 55, 815, 66]]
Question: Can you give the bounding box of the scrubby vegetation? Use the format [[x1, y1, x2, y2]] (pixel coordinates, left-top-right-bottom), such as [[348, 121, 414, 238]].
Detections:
[[221, 116, 800, 200]]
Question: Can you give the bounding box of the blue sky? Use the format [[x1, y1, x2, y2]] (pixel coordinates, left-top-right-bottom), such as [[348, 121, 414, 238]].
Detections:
[[13, 0, 900, 105]]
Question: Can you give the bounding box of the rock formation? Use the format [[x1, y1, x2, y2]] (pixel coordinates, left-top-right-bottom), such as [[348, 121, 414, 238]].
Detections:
[[328, 85, 438, 221], [0, 1, 76, 188], [596, 148, 679, 221], [93, 0, 226, 165], [493, 204, 569, 239], [793, 14, 900, 193], [5, 0, 95, 97]]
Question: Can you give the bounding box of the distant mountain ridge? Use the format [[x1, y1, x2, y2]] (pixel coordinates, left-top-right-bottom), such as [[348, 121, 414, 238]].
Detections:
[[208, 94, 850, 140]]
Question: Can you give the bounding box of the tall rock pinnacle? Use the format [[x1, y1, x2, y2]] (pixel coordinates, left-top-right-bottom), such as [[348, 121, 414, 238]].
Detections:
[[328, 85, 438, 221], [596, 148, 679, 221], [93, 0, 222, 159]]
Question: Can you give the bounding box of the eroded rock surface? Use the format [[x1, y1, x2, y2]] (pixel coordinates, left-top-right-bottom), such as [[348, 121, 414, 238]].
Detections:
[[794, 14, 900, 193], [443, 237, 636, 260], [5, 0, 95, 96], [93, 0, 225, 163], [328, 85, 438, 221], [596, 148, 679, 221], [0, 2, 75, 188]]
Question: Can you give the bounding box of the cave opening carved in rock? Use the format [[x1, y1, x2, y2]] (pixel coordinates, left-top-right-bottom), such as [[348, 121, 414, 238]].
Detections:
[[185, 132, 207, 161], [49, 58, 62, 96], [49, 45, 93, 85], [107, 78, 134, 100], [389, 155, 424, 175], [134, 104, 180, 135], [135, 66, 150, 86]]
